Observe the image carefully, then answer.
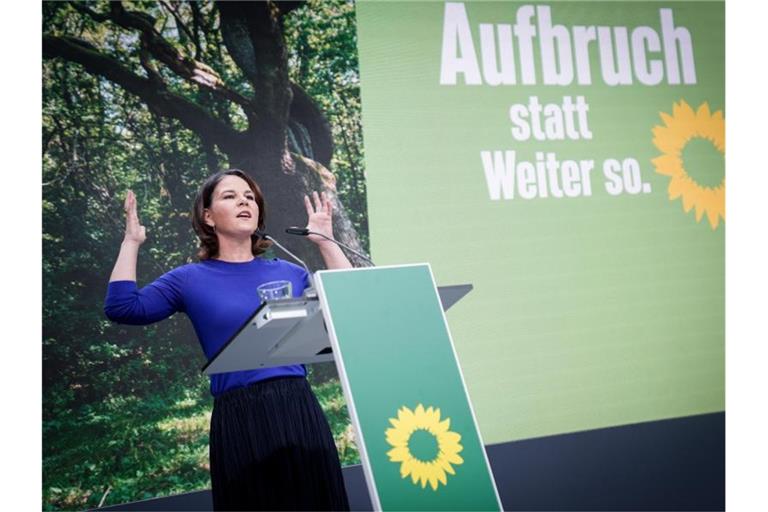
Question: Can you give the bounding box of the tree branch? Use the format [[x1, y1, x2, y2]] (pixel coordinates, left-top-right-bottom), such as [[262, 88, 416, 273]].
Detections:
[[71, 0, 253, 110], [216, 1, 293, 164], [43, 34, 244, 155], [69, 2, 109, 22], [159, 1, 196, 46], [216, 2, 292, 135]]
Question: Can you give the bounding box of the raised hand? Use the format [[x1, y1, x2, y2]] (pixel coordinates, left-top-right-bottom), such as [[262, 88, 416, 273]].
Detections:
[[123, 190, 147, 245], [304, 191, 334, 245]]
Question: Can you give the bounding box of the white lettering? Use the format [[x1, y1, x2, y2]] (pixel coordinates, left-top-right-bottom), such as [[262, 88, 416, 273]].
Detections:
[[543, 104, 565, 140], [580, 160, 594, 196], [509, 104, 531, 141], [660, 8, 697, 84], [561, 160, 582, 197], [439, 4, 697, 87], [481, 151, 515, 200], [537, 6, 574, 85], [508, 96, 592, 141], [631, 26, 663, 85], [573, 26, 597, 85], [622, 158, 643, 194], [440, 3, 482, 85], [603, 158, 624, 195], [517, 161, 537, 199], [480, 151, 595, 200], [598, 26, 632, 85], [514, 5, 538, 84], [480, 24, 516, 85]]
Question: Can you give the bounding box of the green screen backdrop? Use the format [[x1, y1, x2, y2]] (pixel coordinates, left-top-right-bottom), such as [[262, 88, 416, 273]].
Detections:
[[356, 0, 724, 444]]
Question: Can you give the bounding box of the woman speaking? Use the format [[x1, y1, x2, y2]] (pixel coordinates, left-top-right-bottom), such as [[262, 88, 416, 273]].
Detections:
[[104, 169, 352, 510]]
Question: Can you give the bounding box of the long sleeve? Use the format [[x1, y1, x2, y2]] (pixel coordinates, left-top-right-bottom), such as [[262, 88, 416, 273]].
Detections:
[[104, 267, 186, 325]]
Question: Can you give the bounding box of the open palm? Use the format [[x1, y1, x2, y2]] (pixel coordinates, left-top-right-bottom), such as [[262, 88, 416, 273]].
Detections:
[[123, 190, 146, 245], [304, 191, 334, 244]]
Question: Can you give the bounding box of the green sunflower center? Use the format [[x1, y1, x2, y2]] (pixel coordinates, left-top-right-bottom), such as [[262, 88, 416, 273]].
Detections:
[[408, 428, 439, 462], [681, 136, 724, 188]]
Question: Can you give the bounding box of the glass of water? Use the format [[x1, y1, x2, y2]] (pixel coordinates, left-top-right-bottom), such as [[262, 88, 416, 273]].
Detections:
[[257, 280, 292, 302]]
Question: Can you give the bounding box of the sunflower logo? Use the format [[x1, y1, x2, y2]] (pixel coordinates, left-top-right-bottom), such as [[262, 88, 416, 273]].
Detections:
[[385, 404, 464, 491], [651, 100, 725, 229]]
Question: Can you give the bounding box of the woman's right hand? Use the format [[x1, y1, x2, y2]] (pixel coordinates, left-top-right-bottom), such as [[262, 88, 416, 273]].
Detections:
[[123, 190, 146, 245]]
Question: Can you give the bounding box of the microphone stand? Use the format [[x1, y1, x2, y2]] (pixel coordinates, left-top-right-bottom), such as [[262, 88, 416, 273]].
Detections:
[[285, 227, 375, 266]]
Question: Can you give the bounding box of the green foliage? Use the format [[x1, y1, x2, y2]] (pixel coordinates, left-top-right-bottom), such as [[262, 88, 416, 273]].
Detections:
[[43, 1, 364, 509], [284, 0, 369, 251], [43, 380, 212, 510]]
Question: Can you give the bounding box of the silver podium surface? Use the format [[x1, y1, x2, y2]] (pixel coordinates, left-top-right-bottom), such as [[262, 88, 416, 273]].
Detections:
[[202, 284, 472, 375]]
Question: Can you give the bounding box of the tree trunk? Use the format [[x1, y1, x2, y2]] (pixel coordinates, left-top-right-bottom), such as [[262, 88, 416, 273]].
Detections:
[[43, 1, 369, 268]]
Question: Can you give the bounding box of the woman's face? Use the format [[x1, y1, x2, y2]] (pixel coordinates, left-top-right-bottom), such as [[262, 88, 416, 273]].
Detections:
[[203, 175, 260, 238]]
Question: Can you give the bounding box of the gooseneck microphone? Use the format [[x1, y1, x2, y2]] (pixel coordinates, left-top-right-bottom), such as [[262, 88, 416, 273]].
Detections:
[[285, 227, 375, 266], [255, 230, 317, 298]]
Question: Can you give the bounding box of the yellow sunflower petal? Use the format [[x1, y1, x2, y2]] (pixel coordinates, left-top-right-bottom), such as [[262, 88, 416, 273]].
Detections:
[[681, 184, 696, 212], [708, 115, 725, 148], [401, 458, 414, 479], [425, 407, 440, 425], [706, 207, 720, 229], [444, 452, 464, 465], [387, 445, 410, 462], [414, 403, 426, 421], [386, 427, 408, 447], [439, 431, 462, 445], [428, 472, 439, 491], [398, 406, 416, 425], [440, 445, 464, 459], [651, 153, 683, 177], [437, 456, 456, 475], [437, 467, 448, 486], [412, 460, 426, 485], [694, 201, 705, 222], [701, 189, 724, 229], [705, 113, 725, 151], [659, 111, 674, 128], [668, 176, 686, 200], [673, 100, 696, 127], [653, 124, 683, 155], [694, 102, 711, 136]]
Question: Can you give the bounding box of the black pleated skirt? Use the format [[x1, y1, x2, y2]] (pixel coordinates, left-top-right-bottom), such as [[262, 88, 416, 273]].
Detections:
[[210, 376, 350, 511]]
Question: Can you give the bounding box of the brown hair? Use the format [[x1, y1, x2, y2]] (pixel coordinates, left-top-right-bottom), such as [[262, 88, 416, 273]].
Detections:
[[191, 169, 272, 260]]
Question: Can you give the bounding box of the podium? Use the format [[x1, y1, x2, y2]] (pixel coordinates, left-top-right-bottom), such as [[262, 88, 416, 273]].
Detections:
[[202, 281, 472, 374], [203, 264, 501, 511]]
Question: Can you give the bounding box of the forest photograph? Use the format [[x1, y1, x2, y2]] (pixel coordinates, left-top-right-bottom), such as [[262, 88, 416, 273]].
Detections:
[[42, 1, 365, 509]]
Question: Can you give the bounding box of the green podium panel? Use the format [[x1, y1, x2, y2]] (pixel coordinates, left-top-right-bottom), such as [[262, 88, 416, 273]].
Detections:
[[316, 264, 501, 511]]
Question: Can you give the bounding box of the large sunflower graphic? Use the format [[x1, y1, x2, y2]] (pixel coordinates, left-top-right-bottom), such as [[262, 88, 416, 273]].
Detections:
[[385, 404, 464, 491], [651, 100, 725, 229]]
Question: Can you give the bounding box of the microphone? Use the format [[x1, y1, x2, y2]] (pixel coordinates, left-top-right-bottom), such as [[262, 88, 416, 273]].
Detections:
[[285, 227, 375, 266], [285, 227, 309, 236], [255, 229, 317, 298]]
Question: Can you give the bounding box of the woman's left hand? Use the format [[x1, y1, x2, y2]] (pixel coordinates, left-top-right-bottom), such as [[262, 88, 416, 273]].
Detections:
[[304, 191, 334, 245]]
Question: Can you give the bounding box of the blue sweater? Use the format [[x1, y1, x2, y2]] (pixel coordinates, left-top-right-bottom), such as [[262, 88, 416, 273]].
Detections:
[[104, 257, 310, 396]]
